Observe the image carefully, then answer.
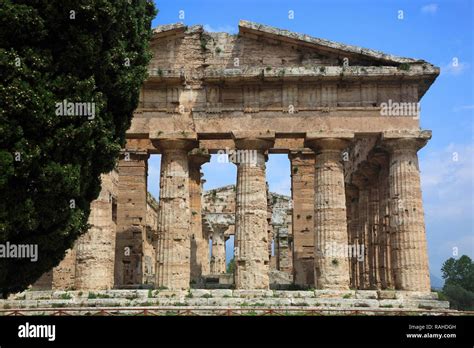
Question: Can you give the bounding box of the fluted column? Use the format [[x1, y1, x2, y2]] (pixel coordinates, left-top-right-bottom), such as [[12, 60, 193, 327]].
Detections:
[[307, 138, 351, 290], [353, 174, 370, 289], [155, 139, 196, 289], [384, 137, 430, 291], [368, 185, 380, 289], [233, 135, 274, 289], [188, 149, 211, 282], [345, 184, 359, 289], [289, 150, 315, 286], [374, 153, 393, 289], [210, 227, 227, 274]]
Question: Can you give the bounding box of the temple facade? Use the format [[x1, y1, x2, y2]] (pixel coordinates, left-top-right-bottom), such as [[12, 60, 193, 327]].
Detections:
[[35, 21, 438, 292]]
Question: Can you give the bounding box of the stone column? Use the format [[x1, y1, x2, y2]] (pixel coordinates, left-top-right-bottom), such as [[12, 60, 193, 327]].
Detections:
[[307, 138, 351, 290], [384, 137, 430, 291], [188, 149, 211, 282], [115, 151, 148, 287], [233, 134, 274, 289], [374, 152, 393, 289], [276, 226, 293, 273], [345, 184, 359, 289], [210, 226, 227, 274], [368, 184, 380, 289], [352, 174, 369, 289], [289, 150, 315, 287], [155, 139, 196, 290]]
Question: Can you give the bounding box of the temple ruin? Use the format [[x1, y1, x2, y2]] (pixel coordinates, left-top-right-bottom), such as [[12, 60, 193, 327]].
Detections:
[[34, 20, 439, 293]]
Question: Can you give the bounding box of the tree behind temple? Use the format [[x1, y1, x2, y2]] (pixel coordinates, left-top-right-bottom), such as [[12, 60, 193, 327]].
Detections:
[[441, 255, 474, 310]]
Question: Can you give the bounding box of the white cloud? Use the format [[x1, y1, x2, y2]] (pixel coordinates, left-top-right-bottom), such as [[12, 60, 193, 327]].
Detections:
[[421, 4, 438, 15], [203, 24, 237, 34], [421, 143, 474, 277], [421, 143, 474, 220]]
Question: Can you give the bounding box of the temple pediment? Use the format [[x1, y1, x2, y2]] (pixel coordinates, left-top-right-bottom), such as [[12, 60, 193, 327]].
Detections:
[[149, 21, 438, 93], [238, 20, 422, 66]]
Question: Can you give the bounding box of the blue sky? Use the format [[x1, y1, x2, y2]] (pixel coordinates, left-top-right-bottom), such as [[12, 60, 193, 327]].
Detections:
[[147, 0, 474, 280]]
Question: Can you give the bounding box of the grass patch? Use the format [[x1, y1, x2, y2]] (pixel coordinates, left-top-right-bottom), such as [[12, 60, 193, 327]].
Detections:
[[59, 293, 72, 300], [88, 292, 111, 299]]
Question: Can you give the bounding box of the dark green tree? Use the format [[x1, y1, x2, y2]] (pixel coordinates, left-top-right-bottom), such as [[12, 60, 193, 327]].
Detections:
[[441, 255, 474, 310], [0, 0, 156, 297]]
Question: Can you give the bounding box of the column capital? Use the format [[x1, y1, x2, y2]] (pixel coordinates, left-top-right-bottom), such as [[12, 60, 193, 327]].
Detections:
[[381, 130, 431, 153], [151, 131, 198, 151], [305, 134, 354, 153], [188, 148, 211, 167], [232, 131, 275, 150], [152, 138, 198, 151]]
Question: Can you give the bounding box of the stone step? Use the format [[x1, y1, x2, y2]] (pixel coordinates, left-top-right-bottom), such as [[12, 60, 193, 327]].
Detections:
[[0, 289, 450, 312]]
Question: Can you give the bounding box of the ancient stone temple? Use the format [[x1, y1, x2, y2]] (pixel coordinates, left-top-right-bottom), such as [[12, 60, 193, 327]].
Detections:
[[35, 20, 438, 293]]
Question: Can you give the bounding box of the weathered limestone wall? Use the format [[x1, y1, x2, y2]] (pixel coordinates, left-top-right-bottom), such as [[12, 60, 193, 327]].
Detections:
[[52, 248, 77, 290], [203, 185, 236, 213]]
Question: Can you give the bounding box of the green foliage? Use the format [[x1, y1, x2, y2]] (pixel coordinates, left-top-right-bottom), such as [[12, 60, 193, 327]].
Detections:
[[441, 255, 474, 310], [443, 283, 474, 311], [0, 0, 156, 297], [59, 292, 71, 300], [442, 255, 474, 292], [226, 257, 235, 274]]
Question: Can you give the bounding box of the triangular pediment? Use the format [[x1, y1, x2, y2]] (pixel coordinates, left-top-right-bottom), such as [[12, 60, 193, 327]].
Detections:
[[149, 21, 439, 98], [238, 20, 424, 67]]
